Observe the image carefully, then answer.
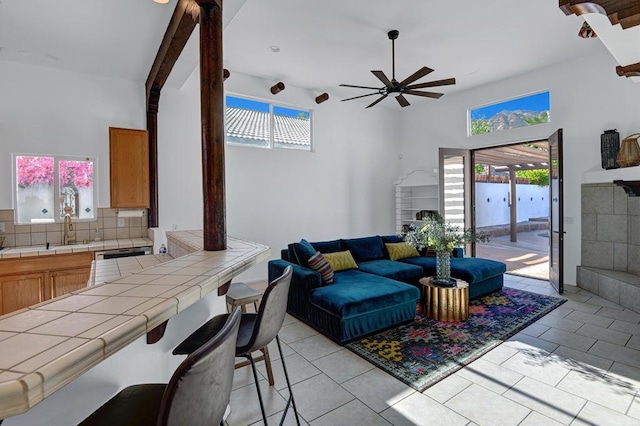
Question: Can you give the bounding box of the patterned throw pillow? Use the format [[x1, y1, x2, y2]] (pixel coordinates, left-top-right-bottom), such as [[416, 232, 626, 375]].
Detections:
[[385, 242, 419, 261], [323, 250, 358, 272], [308, 251, 334, 284]]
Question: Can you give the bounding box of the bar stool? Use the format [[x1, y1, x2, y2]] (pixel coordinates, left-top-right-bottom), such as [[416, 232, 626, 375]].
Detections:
[[173, 266, 300, 426], [226, 281, 261, 313], [79, 309, 242, 426], [225, 281, 275, 385]]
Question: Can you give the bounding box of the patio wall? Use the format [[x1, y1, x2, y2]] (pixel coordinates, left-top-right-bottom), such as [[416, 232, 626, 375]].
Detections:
[[475, 182, 549, 227]]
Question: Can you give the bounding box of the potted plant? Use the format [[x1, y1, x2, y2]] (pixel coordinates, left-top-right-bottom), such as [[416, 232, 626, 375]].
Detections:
[[402, 214, 489, 286]]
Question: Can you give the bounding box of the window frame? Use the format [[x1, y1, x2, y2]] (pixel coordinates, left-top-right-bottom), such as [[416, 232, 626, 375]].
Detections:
[[468, 90, 551, 137], [12, 153, 98, 225], [224, 93, 313, 152]]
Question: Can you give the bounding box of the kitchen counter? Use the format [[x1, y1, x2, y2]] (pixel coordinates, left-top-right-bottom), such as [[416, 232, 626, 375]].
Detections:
[[0, 237, 153, 260], [0, 233, 270, 419], [90, 254, 174, 286]]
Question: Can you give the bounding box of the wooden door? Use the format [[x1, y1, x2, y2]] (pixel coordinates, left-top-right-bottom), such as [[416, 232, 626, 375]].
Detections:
[[549, 129, 564, 294], [50, 268, 91, 298], [0, 273, 45, 315], [109, 127, 150, 208]]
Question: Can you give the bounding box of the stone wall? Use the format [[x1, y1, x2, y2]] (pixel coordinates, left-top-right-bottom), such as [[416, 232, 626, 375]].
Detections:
[[581, 183, 640, 275]]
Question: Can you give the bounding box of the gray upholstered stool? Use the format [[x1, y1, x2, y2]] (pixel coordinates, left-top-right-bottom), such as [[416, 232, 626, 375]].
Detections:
[[226, 281, 261, 313]]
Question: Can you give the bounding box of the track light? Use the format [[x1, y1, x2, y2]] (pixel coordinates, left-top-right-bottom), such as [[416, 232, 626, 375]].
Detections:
[[315, 93, 329, 104], [270, 82, 285, 95]]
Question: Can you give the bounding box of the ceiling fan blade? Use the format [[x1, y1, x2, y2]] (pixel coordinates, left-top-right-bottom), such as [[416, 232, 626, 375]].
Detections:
[[371, 70, 392, 87], [341, 92, 380, 102], [404, 90, 444, 99], [396, 94, 410, 107], [406, 77, 456, 90], [366, 95, 388, 108], [339, 84, 383, 90], [399, 66, 434, 87]]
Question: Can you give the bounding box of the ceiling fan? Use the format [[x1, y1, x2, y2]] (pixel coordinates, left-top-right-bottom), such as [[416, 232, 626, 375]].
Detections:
[[340, 30, 456, 108]]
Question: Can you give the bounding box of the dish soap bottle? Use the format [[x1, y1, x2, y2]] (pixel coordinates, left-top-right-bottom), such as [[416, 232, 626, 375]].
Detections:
[[159, 244, 167, 256]]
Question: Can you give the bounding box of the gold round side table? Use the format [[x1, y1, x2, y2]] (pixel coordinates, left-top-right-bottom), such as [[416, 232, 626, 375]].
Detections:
[[418, 277, 469, 322]]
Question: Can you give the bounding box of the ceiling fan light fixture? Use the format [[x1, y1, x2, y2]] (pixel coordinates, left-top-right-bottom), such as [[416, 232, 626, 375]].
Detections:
[[339, 29, 456, 108], [153, 0, 170, 4]]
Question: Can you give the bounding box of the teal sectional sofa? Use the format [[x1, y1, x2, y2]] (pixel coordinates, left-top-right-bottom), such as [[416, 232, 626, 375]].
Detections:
[[268, 235, 506, 343]]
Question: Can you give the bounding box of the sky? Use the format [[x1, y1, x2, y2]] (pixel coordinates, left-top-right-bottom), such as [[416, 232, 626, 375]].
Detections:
[[470, 91, 550, 120]]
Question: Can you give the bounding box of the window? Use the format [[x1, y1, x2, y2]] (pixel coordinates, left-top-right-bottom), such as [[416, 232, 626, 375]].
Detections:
[[13, 154, 97, 224], [225, 95, 311, 151], [469, 91, 550, 136]]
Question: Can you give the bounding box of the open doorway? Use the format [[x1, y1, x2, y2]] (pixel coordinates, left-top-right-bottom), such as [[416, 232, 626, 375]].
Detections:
[[472, 141, 550, 280]]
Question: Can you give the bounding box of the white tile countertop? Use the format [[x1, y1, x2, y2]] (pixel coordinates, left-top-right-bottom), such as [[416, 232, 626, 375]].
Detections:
[[0, 237, 154, 259], [0, 233, 270, 419]]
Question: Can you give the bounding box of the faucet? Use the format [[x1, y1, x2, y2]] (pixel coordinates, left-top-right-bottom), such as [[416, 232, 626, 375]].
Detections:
[[63, 213, 76, 245]]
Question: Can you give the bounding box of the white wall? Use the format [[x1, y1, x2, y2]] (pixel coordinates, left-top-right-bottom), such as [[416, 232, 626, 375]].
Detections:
[[0, 61, 146, 209], [399, 48, 640, 285], [475, 183, 549, 227], [158, 70, 402, 282]]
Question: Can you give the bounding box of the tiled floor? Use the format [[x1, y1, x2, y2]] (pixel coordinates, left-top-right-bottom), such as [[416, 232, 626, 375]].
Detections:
[[228, 275, 640, 426]]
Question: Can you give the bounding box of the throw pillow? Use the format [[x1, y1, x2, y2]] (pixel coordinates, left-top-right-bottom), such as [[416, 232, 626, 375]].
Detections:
[[307, 251, 334, 284], [323, 250, 358, 272], [385, 242, 419, 261], [292, 239, 317, 267]]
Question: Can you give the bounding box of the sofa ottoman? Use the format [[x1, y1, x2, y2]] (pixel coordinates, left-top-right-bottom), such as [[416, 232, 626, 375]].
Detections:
[[399, 255, 506, 299]]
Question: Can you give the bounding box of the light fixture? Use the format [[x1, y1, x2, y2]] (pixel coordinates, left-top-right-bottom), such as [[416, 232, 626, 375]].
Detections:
[[315, 93, 329, 104], [153, 0, 170, 4], [270, 82, 285, 95], [223, 68, 230, 80]]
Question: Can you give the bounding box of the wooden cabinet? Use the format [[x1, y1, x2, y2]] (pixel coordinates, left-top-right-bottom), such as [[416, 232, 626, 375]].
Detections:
[[0, 273, 45, 315], [50, 268, 92, 298], [109, 127, 149, 208], [0, 252, 93, 316]]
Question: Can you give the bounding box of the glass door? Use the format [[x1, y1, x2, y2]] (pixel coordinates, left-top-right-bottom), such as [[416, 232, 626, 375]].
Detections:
[[549, 129, 564, 293]]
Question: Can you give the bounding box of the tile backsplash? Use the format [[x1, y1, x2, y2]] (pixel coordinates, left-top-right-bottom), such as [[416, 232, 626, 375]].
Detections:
[[0, 208, 148, 248]]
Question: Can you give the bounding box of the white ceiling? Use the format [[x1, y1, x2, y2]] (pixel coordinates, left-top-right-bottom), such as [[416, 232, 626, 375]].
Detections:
[[0, 0, 613, 107]]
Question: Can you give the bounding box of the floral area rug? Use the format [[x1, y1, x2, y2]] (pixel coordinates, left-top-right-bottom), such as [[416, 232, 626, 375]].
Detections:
[[345, 287, 566, 392]]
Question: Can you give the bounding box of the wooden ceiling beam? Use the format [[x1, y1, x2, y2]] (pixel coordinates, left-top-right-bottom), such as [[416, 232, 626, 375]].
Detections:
[[145, 0, 200, 108], [616, 62, 640, 77], [560, 1, 640, 29]]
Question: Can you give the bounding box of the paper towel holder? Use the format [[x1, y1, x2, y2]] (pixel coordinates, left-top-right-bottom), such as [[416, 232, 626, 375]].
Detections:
[[117, 209, 144, 218]]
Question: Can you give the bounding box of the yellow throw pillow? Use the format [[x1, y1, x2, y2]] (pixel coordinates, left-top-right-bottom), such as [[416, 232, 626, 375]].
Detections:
[[385, 242, 419, 261], [323, 250, 358, 272]]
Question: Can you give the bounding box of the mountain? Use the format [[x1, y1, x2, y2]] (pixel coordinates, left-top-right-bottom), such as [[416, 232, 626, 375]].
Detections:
[[487, 110, 549, 132]]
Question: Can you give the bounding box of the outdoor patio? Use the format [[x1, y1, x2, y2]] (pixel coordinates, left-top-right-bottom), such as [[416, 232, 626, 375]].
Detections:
[[476, 229, 549, 280]]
